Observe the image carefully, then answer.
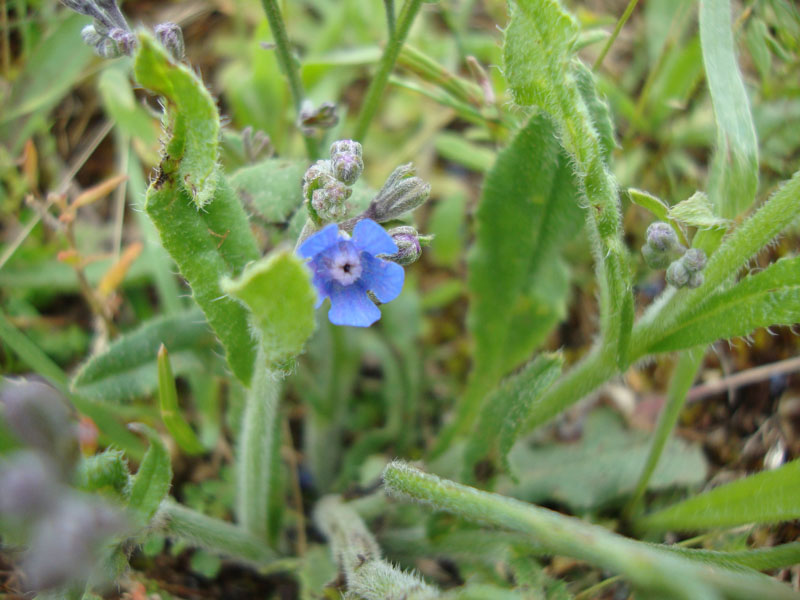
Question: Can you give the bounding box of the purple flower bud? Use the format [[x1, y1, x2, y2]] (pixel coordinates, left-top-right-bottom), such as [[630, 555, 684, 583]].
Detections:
[[641, 243, 671, 270], [303, 160, 352, 223], [0, 452, 58, 519], [385, 226, 422, 266], [688, 271, 704, 289], [666, 260, 689, 288], [682, 248, 707, 273], [154, 22, 185, 61], [370, 164, 430, 222], [107, 27, 136, 56], [0, 379, 79, 475], [298, 101, 339, 135], [646, 222, 680, 252], [330, 140, 364, 185]]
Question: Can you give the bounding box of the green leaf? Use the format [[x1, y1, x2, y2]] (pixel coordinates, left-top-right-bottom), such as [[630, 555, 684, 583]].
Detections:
[[157, 345, 205, 455], [649, 257, 800, 353], [573, 60, 616, 163], [700, 0, 759, 218], [434, 133, 496, 173], [449, 114, 581, 446], [134, 31, 261, 385], [229, 159, 307, 224], [71, 310, 216, 403], [668, 191, 729, 229], [75, 449, 130, 498], [133, 31, 219, 208], [127, 424, 173, 525], [499, 409, 708, 512], [464, 354, 563, 479], [222, 250, 317, 366], [639, 458, 800, 533], [98, 63, 158, 148], [503, 0, 578, 111]]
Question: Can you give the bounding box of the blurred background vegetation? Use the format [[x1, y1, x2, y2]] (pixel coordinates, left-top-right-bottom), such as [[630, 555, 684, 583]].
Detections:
[[1, 0, 800, 597]]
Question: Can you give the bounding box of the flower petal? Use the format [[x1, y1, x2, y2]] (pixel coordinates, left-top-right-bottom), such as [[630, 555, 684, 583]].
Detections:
[[328, 284, 381, 327], [360, 252, 404, 303], [297, 223, 340, 259], [352, 219, 397, 256]]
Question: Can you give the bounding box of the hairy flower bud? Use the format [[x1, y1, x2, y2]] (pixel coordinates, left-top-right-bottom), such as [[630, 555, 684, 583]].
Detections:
[[154, 22, 185, 61], [385, 226, 422, 265], [688, 271, 704, 289], [303, 160, 352, 223], [298, 101, 339, 135], [370, 164, 431, 222], [0, 379, 79, 475], [0, 452, 58, 519], [81, 24, 103, 46], [682, 248, 707, 273], [646, 222, 680, 252], [107, 27, 136, 56], [666, 260, 689, 288], [330, 140, 364, 185], [641, 243, 671, 270]]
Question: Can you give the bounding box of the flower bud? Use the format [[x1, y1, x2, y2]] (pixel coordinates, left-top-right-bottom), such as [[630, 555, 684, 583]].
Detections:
[[682, 248, 707, 273], [81, 24, 103, 47], [330, 140, 364, 185], [371, 164, 431, 222], [298, 101, 339, 135], [154, 22, 185, 61], [107, 27, 136, 56], [0, 452, 58, 519], [641, 243, 671, 270], [385, 226, 422, 265], [0, 379, 79, 476], [688, 271, 704, 289], [303, 160, 352, 223], [646, 222, 680, 252], [666, 260, 689, 288]]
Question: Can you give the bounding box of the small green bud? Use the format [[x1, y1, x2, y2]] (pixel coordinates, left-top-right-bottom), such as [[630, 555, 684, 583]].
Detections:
[[371, 163, 431, 222], [641, 243, 671, 270], [81, 24, 103, 47], [666, 260, 689, 288], [303, 160, 353, 223], [682, 248, 707, 273], [385, 226, 423, 265], [154, 22, 185, 61], [330, 139, 364, 185]]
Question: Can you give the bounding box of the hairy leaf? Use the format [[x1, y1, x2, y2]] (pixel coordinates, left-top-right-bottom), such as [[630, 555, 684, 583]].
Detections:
[[72, 310, 216, 403], [222, 250, 317, 366], [127, 424, 172, 525], [700, 0, 759, 218], [650, 257, 800, 352], [639, 459, 800, 532], [134, 32, 219, 208], [230, 158, 306, 224], [157, 345, 205, 455], [668, 191, 729, 229]]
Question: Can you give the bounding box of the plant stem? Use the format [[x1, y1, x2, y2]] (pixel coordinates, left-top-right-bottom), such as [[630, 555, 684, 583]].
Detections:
[[383, 0, 396, 36], [624, 346, 705, 518], [158, 499, 276, 565], [259, 0, 318, 158], [353, 0, 425, 141], [236, 350, 281, 540], [592, 0, 640, 71], [383, 462, 798, 600]]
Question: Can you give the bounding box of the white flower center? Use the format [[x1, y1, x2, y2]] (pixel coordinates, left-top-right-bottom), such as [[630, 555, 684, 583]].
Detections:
[[330, 251, 363, 285]]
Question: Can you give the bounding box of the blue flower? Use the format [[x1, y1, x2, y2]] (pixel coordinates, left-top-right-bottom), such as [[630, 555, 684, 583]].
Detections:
[[298, 219, 405, 327]]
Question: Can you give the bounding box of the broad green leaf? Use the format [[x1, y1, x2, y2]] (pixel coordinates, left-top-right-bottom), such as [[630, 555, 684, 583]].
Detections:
[[71, 310, 216, 403], [498, 409, 708, 511], [700, 0, 759, 218], [464, 354, 562, 479], [222, 250, 317, 366], [503, 0, 578, 112], [133, 31, 219, 208], [650, 257, 800, 353], [157, 345, 205, 455], [229, 159, 306, 223], [639, 458, 800, 533], [668, 191, 729, 229], [454, 114, 581, 443], [127, 424, 173, 525], [134, 31, 261, 385]]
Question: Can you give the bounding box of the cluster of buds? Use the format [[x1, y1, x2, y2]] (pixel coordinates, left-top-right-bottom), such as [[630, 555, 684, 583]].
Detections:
[[641, 221, 707, 289], [666, 248, 707, 289], [0, 379, 127, 593], [60, 0, 184, 61], [302, 140, 363, 224]]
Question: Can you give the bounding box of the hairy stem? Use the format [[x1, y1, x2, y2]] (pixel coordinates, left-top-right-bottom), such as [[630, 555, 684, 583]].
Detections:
[[259, 0, 318, 158], [353, 0, 424, 141]]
